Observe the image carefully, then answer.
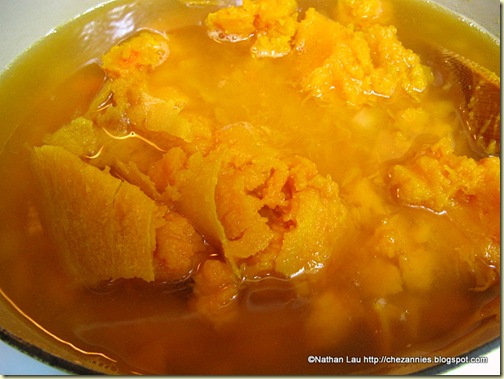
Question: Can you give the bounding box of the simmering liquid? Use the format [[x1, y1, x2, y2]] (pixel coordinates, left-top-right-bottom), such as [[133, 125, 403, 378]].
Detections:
[[0, 0, 499, 375]]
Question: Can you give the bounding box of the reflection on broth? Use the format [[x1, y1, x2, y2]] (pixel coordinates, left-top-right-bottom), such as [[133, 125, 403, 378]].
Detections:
[[0, 0, 500, 375]]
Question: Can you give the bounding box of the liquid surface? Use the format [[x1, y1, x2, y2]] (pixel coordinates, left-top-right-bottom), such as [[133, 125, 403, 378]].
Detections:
[[0, 0, 500, 375]]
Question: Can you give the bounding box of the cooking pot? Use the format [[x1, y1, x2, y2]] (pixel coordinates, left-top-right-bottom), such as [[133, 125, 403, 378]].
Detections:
[[0, 0, 500, 374]]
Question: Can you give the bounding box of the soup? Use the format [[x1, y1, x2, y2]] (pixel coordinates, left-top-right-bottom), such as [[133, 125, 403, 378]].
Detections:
[[0, 0, 500, 375]]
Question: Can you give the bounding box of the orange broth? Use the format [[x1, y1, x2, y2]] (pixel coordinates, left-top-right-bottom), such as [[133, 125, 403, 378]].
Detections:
[[0, 0, 500, 375]]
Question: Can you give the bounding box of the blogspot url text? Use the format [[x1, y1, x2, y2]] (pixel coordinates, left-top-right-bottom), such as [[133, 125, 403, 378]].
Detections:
[[307, 355, 489, 365]]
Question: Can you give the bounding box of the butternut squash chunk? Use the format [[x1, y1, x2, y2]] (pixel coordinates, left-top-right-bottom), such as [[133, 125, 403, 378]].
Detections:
[[32, 145, 165, 285]]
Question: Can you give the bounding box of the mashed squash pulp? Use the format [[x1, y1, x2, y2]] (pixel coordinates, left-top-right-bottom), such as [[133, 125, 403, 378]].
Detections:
[[0, 0, 500, 375]]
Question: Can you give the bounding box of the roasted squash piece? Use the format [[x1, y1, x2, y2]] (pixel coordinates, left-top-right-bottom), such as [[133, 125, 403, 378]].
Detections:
[[388, 138, 500, 214], [170, 123, 347, 280], [173, 149, 228, 249], [32, 145, 165, 285], [154, 210, 207, 282], [271, 156, 347, 277], [206, 0, 299, 58], [91, 31, 213, 151], [293, 8, 431, 106], [43, 117, 101, 158], [191, 259, 240, 325], [387, 138, 500, 287], [101, 30, 170, 79], [334, 0, 392, 28]]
